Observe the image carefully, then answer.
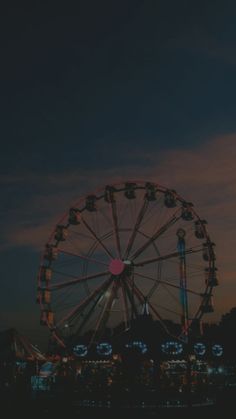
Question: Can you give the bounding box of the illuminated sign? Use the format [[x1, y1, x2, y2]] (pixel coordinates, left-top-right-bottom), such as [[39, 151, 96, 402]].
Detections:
[[125, 340, 148, 354], [212, 344, 223, 357], [161, 341, 183, 355], [73, 344, 88, 357], [194, 342, 206, 356], [96, 342, 112, 356]]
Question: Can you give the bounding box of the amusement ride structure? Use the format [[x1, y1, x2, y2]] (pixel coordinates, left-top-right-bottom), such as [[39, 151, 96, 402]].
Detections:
[[37, 181, 218, 354]]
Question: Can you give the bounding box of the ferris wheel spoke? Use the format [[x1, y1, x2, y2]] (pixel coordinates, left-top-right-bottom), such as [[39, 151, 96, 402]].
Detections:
[[151, 302, 182, 317], [134, 272, 202, 296], [148, 303, 173, 336], [73, 293, 105, 340], [130, 211, 181, 261], [137, 200, 160, 228], [51, 331, 66, 348], [49, 270, 110, 291], [80, 216, 114, 259], [161, 282, 183, 308], [133, 247, 202, 267], [120, 279, 130, 329], [145, 279, 161, 300], [69, 229, 92, 240], [58, 249, 109, 267], [122, 278, 139, 319], [110, 200, 121, 258], [126, 277, 171, 336], [89, 282, 119, 345], [128, 285, 176, 335], [150, 280, 184, 314], [56, 277, 113, 328], [123, 198, 149, 260]]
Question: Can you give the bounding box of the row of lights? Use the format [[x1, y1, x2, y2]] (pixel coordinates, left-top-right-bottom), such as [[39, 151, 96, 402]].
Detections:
[[72, 341, 223, 358]]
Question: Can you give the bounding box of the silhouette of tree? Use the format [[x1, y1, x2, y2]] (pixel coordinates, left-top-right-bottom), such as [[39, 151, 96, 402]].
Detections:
[[219, 307, 236, 362]]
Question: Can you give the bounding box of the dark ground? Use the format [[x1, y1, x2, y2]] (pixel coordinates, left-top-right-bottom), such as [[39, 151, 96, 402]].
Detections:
[[2, 389, 236, 419]]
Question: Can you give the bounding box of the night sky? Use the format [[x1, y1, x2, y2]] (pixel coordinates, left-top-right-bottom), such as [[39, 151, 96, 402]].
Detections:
[[1, 1, 236, 350]]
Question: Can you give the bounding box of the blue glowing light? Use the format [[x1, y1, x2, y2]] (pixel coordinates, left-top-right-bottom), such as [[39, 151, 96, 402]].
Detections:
[[194, 342, 206, 356], [96, 342, 112, 356], [73, 344, 88, 357], [212, 344, 223, 357], [161, 341, 183, 355], [125, 340, 148, 354]]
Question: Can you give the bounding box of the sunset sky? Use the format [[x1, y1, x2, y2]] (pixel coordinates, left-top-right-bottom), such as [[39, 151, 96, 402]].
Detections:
[[1, 1, 236, 349]]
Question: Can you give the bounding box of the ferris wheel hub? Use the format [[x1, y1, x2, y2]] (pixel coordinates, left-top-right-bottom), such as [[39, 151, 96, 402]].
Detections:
[[109, 259, 125, 276]]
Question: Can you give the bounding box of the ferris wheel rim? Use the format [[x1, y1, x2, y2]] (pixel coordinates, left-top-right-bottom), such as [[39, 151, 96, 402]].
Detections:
[[37, 180, 217, 348]]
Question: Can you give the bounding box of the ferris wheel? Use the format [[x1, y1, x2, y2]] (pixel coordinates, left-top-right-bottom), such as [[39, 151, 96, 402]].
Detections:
[[37, 181, 218, 349]]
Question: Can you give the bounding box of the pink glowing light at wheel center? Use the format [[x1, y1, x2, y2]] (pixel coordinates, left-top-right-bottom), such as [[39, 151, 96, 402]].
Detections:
[[109, 259, 125, 275]]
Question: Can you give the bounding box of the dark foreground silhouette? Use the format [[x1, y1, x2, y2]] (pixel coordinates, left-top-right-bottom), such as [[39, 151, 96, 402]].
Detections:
[[2, 386, 236, 419]]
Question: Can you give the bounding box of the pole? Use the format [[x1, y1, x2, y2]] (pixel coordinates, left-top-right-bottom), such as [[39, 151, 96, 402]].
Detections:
[[176, 228, 192, 407], [177, 229, 189, 336]]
